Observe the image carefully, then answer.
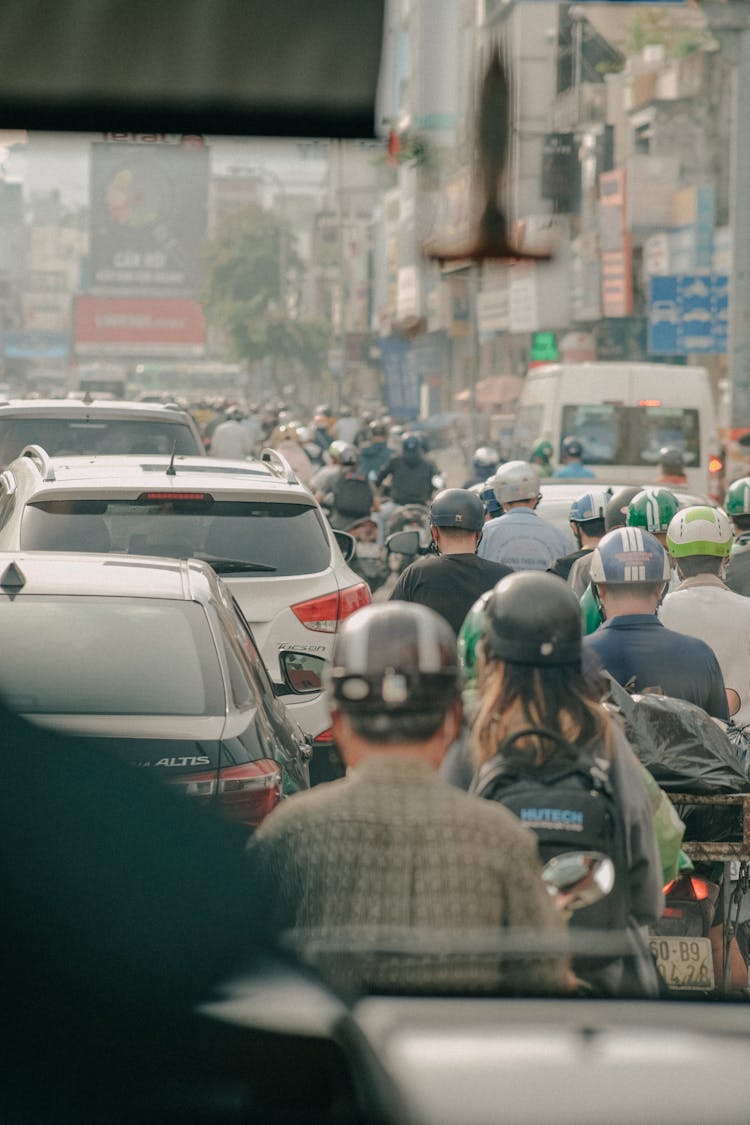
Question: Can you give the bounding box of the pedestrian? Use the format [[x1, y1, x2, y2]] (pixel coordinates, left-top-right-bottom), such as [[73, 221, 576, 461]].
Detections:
[[389, 488, 512, 635], [250, 602, 566, 996], [469, 570, 663, 994], [659, 505, 750, 728], [584, 527, 729, 719], [552, 436, 596, 479], [478, 461, 575, 571]]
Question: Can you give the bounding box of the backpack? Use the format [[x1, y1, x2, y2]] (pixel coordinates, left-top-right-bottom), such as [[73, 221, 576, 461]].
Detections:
[[471, 728, 628, 934], [332, 471, 373, 519]]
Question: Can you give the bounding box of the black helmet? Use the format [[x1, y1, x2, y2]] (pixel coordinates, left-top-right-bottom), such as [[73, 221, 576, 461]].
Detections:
[[483, 572, 582, 668], [429, 488, 485, 532], [328, 603, 460, 715], [401, 432, 422, 456], [659, 446, 685, 474], [605, 486, 642, 531]]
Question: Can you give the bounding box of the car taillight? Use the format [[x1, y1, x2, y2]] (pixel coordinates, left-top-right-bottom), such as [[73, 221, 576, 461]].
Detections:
[[313, 727, 333, 743], [291, 583, 371, 633], [170, 759, 281, 827], [663, 875, 713, 901]]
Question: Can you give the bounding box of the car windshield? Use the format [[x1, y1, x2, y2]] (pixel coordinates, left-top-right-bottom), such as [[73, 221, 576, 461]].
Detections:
[[0, 596, 224, 714], [20, 498, 332, 574], [5, 0, 750, 1021]]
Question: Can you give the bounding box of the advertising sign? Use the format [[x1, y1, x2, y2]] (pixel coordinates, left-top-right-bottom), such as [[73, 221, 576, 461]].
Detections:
[[379, 335, 420, 419], [648, 275, 728, 355], [74, 296, 206, 356], [89, 138, 209, 294]]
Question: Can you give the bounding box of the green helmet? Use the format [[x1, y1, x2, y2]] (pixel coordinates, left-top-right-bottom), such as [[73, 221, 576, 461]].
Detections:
[[530, 438, 553, 461], [725, 477, 750, 518], [458, 589, 493, 692], [666, 505, 733, 558], [627, 487, 681, 534]]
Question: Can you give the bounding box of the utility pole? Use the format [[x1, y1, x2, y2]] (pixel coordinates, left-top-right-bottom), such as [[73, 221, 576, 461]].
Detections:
[[703, 3, 750, 444]]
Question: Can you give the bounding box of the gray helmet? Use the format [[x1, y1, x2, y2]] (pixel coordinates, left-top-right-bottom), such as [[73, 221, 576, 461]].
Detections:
[[483, 572, 582, 668], [328, 603, 460, 715], [492, 460, 540, 504], [429, 488, 485, 532]]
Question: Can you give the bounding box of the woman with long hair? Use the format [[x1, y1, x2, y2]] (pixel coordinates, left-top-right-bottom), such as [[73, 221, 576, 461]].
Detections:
[[471, 570, 663, 993]]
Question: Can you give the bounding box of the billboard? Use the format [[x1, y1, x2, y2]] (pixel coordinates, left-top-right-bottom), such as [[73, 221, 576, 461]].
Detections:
[[89, 138, 209, 294], [74, 296, 206, 356], [647, 275, 728, 356]]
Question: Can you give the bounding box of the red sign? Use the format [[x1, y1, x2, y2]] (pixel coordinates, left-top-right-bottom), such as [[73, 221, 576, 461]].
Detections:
[[74, 296, 206, 356]]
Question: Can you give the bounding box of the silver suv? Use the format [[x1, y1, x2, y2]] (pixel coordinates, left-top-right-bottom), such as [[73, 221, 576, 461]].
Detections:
[[0, 445, 370, 762], [0, 398, 204, 467]]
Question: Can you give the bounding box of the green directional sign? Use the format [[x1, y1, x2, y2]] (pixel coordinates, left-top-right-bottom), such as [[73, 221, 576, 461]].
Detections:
[[530, 332, 559, 363]]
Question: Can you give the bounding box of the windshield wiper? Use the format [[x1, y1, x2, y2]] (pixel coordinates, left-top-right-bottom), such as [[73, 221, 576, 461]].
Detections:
[[197, 554, 277, 573]]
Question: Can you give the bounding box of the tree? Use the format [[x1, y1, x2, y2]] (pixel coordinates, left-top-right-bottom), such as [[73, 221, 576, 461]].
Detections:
[[201, 203, 331, 389]]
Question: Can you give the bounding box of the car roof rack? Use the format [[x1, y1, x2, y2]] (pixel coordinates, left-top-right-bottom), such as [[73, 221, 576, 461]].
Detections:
[[20, 444, 56, 482], [260, 447, 299, 485]]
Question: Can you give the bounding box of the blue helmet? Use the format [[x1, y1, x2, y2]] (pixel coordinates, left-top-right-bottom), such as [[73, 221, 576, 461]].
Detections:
[[480, 476, 502, 518], [569, 489, 609, 525], [562, 435, 584, 459], [589, 527, 671, 585]]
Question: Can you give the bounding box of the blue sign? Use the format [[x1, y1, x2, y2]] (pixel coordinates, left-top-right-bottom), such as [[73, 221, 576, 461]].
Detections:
[[648, 275, 728, 356], [3, 330, 70, 360], [379, 335, 420, 420]]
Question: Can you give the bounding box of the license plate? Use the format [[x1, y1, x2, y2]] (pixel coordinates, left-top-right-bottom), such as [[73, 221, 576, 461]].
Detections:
[[649, 936, 715, 990]]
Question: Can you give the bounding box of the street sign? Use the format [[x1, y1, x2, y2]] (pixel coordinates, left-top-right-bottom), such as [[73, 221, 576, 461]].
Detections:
[[648, 275, 728, 355]]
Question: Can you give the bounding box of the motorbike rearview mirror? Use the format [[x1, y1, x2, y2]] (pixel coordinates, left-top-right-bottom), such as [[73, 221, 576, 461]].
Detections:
[[385, 529, 421, 556], [278, 651, 327, 695], [332, 529, 356, 562], [542, 851, 615, 914], [726, 688, 741, 719]]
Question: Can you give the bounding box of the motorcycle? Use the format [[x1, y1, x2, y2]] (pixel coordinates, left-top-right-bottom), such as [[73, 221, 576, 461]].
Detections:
[[382, 503, 433, 575], [344, 516, 389, 594]]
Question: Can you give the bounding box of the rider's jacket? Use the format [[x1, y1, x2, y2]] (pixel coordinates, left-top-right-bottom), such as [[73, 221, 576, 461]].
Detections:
[[389, 553, 511, 635], [726, 533, 750, 598], [375, 454, 437, 505], [478, 508, 575, 571], [584, 613, 729, 720], [659, 573, 750, 729], [359, 441, 391, 479]]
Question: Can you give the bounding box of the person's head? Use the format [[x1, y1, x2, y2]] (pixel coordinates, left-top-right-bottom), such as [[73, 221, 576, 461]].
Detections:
[[473, 572, 607, 768], [529, 438, 553, 467], [327, 603, 462, 767], [568, 489, 609, 547], [589, 527, 670, 621], [492, 460, 540, 511], [561, 435, 584, 464], [471, 446, 499, 480], [401, 432, 424, 464], [626, 487, 681, 547], [659, 446, 685, 477], [276, 423, 298, 444], [225, 404, 244, 422], [369, 420, 388, 441], [338, 443, 359, 468], [725, 476, 750, 534], [605, 486, 642, 531], [328, 439, 348, 464], [429, 488, 486, 554], [665, 505, 733, 581]]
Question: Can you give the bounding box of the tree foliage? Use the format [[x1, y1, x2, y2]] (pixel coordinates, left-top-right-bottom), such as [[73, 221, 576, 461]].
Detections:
[[201, 203, 331, 376]]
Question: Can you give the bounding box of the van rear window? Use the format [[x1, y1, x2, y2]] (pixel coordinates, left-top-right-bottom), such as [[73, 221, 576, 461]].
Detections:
[[559, 405, 700, 467]]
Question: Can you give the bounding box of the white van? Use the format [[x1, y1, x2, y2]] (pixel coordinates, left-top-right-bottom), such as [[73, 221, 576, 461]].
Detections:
[[511, 362, 720, 497]]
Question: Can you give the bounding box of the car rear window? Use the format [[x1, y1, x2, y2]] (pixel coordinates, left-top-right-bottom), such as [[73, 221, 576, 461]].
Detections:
[[0, 416, 201, 463], [0, 597, 224, 715], [20, 498, 332, 576]]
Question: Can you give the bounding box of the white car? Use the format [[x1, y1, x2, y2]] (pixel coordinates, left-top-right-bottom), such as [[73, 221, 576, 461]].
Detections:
[[0, 445, 371, 772]]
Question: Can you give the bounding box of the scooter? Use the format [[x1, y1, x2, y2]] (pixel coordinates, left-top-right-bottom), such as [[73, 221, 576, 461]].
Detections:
[[344, 516, 389, 593]]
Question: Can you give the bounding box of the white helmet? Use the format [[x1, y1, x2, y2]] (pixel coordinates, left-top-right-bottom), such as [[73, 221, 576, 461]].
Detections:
[[666, 506, 733, 559], [492, 460, 540, 504]]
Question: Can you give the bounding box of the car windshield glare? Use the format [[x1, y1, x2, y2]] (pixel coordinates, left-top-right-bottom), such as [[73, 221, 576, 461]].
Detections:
[[0, 597, 224, 714], [20, 498, 331, 575]]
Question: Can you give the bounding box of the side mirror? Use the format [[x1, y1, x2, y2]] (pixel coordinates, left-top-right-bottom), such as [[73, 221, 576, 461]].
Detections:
[[278, 651, 326, 695], [332, 529, 356, 562], [542, 851, 615, 914], [385, 529, 420, 556]]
